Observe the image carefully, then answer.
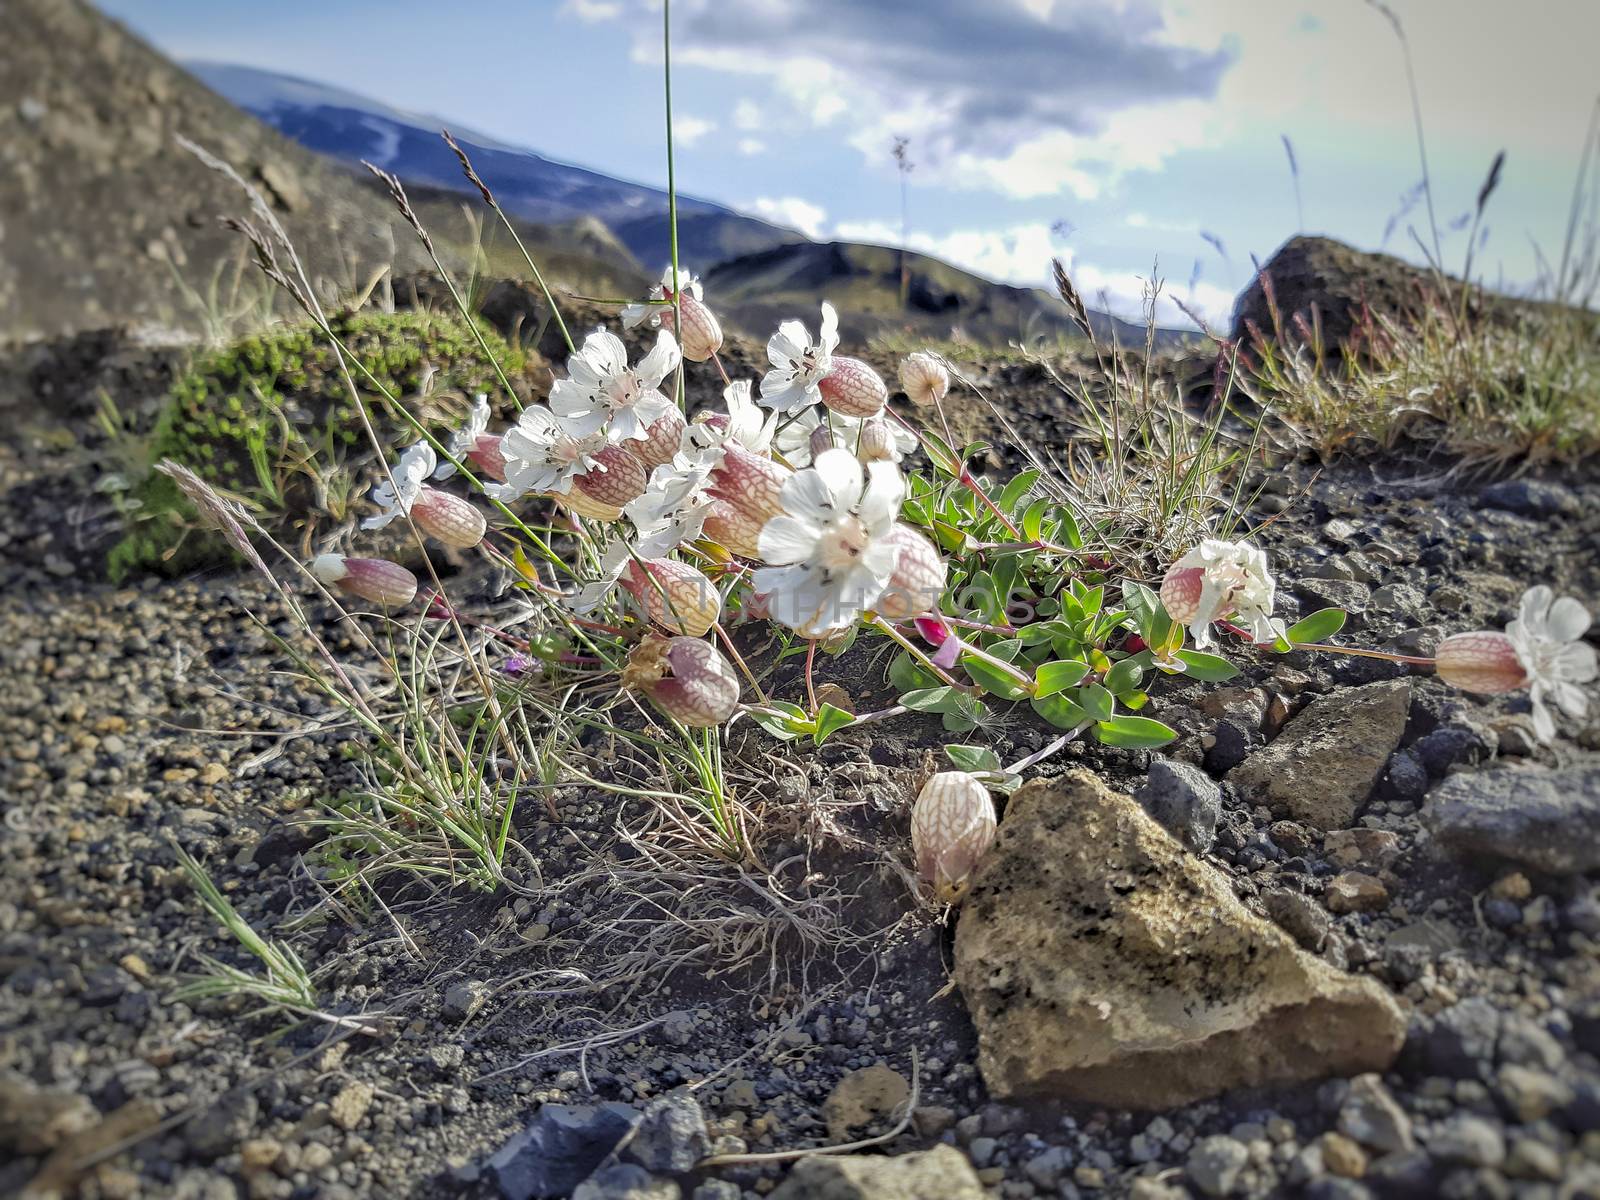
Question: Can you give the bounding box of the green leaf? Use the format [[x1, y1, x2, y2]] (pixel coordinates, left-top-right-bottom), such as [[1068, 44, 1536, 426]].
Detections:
[[997, 469, 1040, 515], [921, 429, 960, 476], [964, 656, 1031, 700], [812, 704, 855, 745], [1103, 655, 1147, 695], [1174, 649, 1240, 682], [1022, 497, 1051, 541], [1034, 658, 1090, 697], [1056, 505, 1084, 549], [1094, 715, 1178, 748], [1015, 620, 1067, 647], [1078, 683, 1115, 722], [941, 694, 988, 732], [1121, 579, 1158, 629], [749, 702, 807, 740], [890, 651, 936, 692], [901, 686, 957, 713], [945, 744, 1002, 773], [1031, 693, 1088, 729], [1285, 608, 1347, 645]]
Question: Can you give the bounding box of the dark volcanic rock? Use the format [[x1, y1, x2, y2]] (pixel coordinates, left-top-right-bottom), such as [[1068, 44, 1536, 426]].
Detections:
[[1136, 758, 1222, 852], [1232, 236, 1433, 346], [488, 1103, 641, 1200], [1420, 761, 1600, 874]]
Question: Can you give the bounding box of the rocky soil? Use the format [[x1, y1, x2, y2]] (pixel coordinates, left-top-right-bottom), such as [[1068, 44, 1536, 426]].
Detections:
[[2, 323, 1599, 1200]]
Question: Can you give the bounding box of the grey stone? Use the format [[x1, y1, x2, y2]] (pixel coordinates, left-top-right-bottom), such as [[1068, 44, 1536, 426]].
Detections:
[[487, 1103, 640, 1200], [1023, 1146, 1073, 1189], [1339, 1074, 1415, 1154], [1421, 762, 1600, 874], [622, 1093, 708, 1174], [768, 1145, 984, 1199], [1413, 998, 1501, 1079], [1495, 1014, 1563, 1071], [183, 1093, 257, 1161], [690, 1184, 742, 1200], [1136, 758, 1222, 852], [1425, 1114, 1506, 1168], [572, 1165, 680, 1200], [1263, 885, 1331, 951], [1295, 578, 1372, 614], [443, 979, 490, 1022], [1187, 1135, 1249, 1197], [1495, 1065, 1572, 1122], [1413, 725, 1494, 776], [1229, 679, 1411, 829], [1480, 479, 1579, 518], [1382, 750, 1429, 802]]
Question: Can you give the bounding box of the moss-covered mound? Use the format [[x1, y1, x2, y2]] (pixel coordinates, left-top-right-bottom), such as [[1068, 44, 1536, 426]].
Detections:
[[110, 309, 527, 579]]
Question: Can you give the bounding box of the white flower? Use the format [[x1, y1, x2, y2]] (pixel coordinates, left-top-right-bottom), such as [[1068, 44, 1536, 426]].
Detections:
[[624, 458, 718, 555], [775, 408, 916, 467], [759, 302, 839, 415], [1506, 585, 1597, 742], [753, 447, 905, 636], [433, 394, 491, 480], [686, 380, 777, 457], [491, 405, 604, 501], [362, 442, 436, 529], [549, 328, 681, 443], [622, 265, 702, 329], [1160, 538, 1283, 651]]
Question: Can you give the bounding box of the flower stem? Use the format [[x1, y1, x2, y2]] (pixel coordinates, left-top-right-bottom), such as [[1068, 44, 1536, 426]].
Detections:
[[714, 621, 769, 705], [871, 616, 965, 689], [1217, 620, 1437, 667], [804, 638, 819, 715], [1003, 723, 1089, 774]]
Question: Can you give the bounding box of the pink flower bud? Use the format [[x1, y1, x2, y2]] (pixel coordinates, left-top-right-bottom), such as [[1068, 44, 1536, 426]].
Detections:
[[621, 558, 723, 636], [623, 635, 740, 727], [911, 771, 996, 905], [663, 292, 723, 362], [1160, 565, 1204, 622], [899, 352, 950, 407], [310, 554, 418, 608], [466, 434, 507, 483], [808, 422, 837, 461], [634, 408, 687, 471], [818, 356, 888, 417], [412, 487, 486, 549], [1435, 631, 1529, 694], [874, 525, 947, 620], [708, 444, 791, 526], [567, 445, 648, 519], [701, 498, 765, 559]]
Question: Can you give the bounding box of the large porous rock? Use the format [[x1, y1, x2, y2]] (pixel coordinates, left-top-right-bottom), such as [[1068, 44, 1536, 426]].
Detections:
[[1420, 760, 1600, 875], [954, 772, 1406, 1109], [1228, 679, 1410, 829], [768, 1145, 984, 1199], [1231, 235, 1486, 348]]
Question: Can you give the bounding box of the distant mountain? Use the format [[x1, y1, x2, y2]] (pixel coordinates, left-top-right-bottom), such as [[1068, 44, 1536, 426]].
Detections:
[[706, 240, 1189, 350], [191, 62, 806, 274]]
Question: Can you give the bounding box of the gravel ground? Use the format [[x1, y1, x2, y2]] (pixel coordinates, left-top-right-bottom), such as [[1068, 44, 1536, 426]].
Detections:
[[3, 338, 1599, 1200]]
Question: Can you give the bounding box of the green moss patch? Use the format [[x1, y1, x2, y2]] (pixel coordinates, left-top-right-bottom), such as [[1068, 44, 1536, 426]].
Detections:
[[110, 309, 524, 580]]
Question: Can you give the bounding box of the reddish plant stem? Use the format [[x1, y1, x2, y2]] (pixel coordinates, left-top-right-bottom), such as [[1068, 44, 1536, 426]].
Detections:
[[1217, 620, 1437, 666]]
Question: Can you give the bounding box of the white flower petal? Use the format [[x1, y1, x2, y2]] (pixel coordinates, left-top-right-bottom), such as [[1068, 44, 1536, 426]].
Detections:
[[636, 330, 682, 386], [812, 448, 864, 513], [1545, 595, 1592, 643], [1519, 584, 1554, 630], [758, 514, 821, 565], [818, 302, 839, 355], [1549, 679, 1590, 719], [858, 462, 906, 533], [1530, 696, 1557, 743]]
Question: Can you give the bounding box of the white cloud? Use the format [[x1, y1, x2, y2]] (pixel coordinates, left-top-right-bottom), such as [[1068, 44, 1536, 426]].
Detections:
[[602, 0, 1233, 201], [733, 99, 763, 131], [749, 196, 828, 238], [825, 219, 1232, 328], [672, 114, 715, 147], [561, 0, 621, 21], [737, 137, 766, 156]]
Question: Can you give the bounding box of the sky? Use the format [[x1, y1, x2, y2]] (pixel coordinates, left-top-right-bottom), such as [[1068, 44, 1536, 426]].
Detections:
[[96, 0, 1600, 328]]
